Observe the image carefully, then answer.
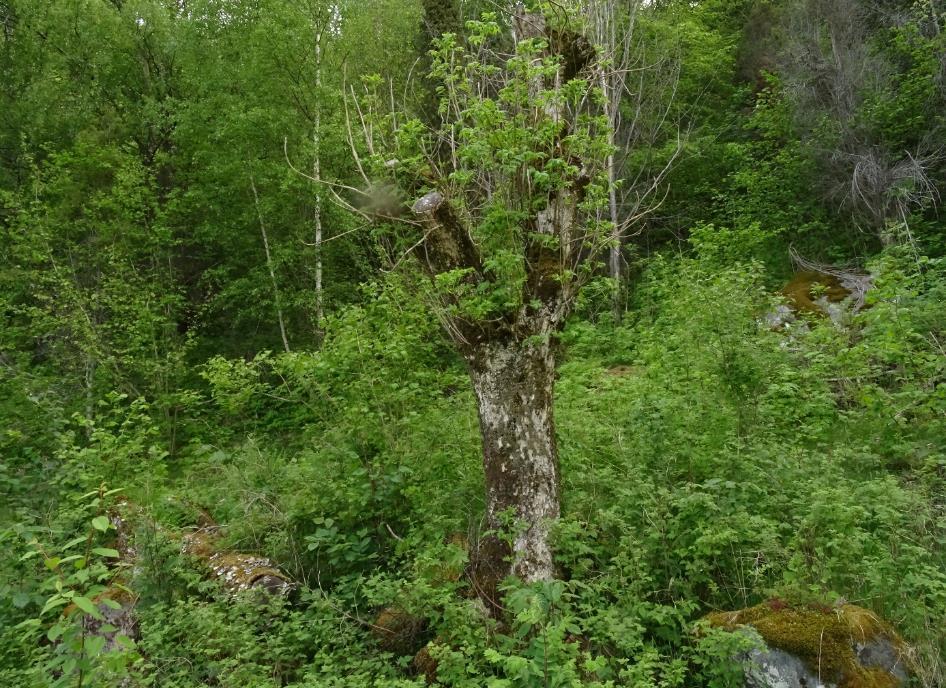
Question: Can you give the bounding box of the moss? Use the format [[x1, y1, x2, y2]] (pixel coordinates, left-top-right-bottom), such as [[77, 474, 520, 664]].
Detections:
[[706, 601, 907, 688], [782, 271, 851, 314], [412, 643, 439, 684], [181, 529, 218, 558], [855, 667, 901, 688], [372, 607, 430, 656]]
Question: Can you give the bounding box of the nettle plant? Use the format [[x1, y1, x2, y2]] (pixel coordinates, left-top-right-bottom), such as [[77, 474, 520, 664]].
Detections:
[[344, 3, 612, 596], [17, 486, 137, 687]]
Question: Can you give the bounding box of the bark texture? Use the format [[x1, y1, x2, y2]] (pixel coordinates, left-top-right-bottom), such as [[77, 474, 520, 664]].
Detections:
[[469, 338, 560, 587]]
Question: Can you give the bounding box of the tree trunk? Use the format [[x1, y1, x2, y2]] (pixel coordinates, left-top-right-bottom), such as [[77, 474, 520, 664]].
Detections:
[[250, 176, 291, 353], [607, 148, 621, 320], [313, 25, 324, 333], [600, 69, 622, 322], [467, 336, 560, 594]]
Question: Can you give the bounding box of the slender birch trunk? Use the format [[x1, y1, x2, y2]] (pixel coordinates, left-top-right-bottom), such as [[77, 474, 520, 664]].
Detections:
[[84, 356, 96, 439], [600, 69, 622, 321], [313, 24, 325, 332], [250, 177, 291, 354]]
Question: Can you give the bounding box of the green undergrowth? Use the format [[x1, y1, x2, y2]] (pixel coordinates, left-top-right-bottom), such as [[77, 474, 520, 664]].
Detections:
[[2, 249, 945, 686]]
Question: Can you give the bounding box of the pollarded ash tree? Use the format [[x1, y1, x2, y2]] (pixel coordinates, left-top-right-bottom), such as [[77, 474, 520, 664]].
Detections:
[[341, 1, 613, 590]]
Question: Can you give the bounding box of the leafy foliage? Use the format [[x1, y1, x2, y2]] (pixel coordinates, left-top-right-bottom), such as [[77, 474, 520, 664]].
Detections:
[[1, 0, 944, 686]]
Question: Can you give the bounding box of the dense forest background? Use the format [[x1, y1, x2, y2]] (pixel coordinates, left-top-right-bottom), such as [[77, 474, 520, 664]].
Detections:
[[1, 0, 945, 686]]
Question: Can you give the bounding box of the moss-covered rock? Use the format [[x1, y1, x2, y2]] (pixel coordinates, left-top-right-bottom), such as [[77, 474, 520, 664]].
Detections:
[[706, 600, 910, 688], [780, 269, 873, 326]]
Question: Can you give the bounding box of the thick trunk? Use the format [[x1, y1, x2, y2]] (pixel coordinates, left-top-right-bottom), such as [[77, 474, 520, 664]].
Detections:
[[468, 337, 560, 592]]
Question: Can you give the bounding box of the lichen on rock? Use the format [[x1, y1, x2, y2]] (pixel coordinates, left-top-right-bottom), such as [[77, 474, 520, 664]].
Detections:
[[705, 600, 910, 688]]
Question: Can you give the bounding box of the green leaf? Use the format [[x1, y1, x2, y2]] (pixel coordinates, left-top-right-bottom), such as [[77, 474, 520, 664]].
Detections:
[[92, 547, 120, 558], [85, 635, 106, 657], [72, 596, 105, 621], [12, 592, 31, 608], [47, 623, 65, 643], [40, 595, 67, 615], [91, 516, 110, 532], [115, 634, 136, 649], [14, 618, 41, 632], [62, 536, 87, 550]]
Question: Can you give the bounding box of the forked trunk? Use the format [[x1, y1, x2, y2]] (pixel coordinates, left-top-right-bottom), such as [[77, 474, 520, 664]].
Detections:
[[467, 337, 560, 596]]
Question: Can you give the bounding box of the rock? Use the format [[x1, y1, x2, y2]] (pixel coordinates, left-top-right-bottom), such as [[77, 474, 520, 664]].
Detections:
[[763, 304, 797, 330], [706, 600, 910, 688], [781, 267, 873, 327]]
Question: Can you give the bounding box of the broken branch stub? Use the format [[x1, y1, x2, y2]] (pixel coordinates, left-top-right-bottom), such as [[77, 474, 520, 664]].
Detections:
[[411, 191, 485, 279]]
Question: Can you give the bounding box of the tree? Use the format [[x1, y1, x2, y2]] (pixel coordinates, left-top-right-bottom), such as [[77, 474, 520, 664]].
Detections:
[[584, 0, 683, 319], [346, 3, 611, 595]]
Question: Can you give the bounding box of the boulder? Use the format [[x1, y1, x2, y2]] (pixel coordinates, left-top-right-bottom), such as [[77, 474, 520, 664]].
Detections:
[[779, 248, 874, 327], [706, 600, 911, 688]]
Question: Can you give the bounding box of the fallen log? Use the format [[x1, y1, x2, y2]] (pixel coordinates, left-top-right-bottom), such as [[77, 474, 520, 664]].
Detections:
[[109, 499, 293, 596], [181, 527, 293, 595]]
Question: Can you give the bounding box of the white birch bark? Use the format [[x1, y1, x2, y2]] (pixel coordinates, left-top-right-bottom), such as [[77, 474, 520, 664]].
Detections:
[[313, 23, 325, 331], [250, 177, 291, 353]]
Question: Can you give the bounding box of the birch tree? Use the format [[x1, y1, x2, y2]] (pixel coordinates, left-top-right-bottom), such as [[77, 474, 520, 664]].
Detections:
[[584, 0, 682, 319]]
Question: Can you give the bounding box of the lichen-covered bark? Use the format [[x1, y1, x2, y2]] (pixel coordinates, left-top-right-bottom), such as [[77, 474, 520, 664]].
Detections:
[[182, 528, 293, 595], [405, 7, 598, 602], [468, 336, 559, 589]]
